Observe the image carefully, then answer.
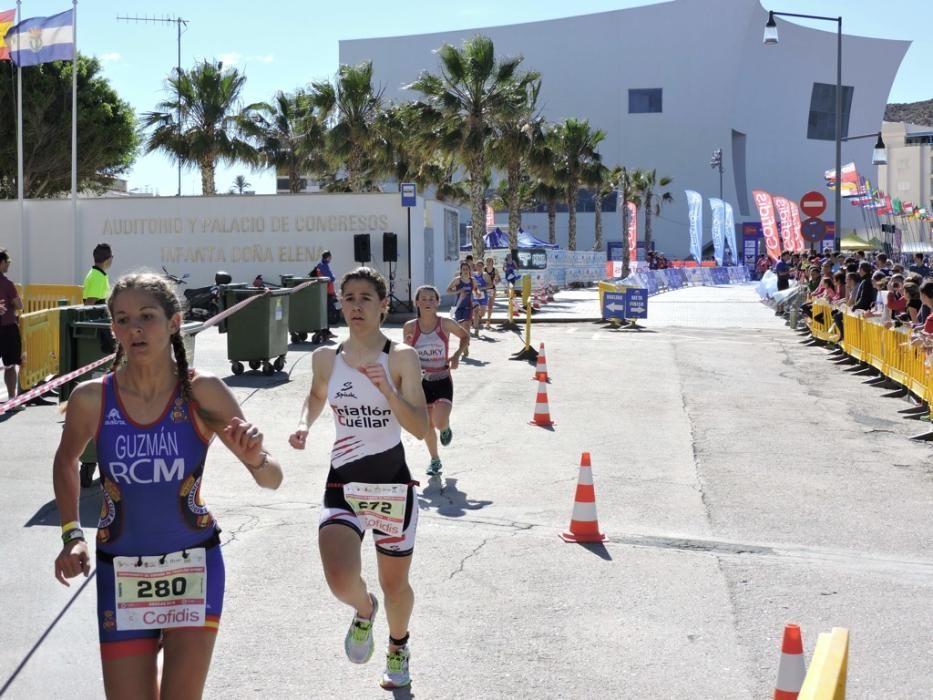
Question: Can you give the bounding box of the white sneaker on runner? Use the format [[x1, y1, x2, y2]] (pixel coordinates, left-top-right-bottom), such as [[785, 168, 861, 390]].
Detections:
[[344, 593, 378, 664], [379, 645, 411, 689]]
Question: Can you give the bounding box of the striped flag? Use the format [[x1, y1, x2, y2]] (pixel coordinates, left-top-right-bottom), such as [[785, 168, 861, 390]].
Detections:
[[0, 8, 14, 60], [5, 8, 74, 66]]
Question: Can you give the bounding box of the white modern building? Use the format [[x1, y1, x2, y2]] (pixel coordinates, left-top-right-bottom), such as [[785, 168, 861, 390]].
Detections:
[[340, 0, 909, 256], [877, 121, 933, 216]]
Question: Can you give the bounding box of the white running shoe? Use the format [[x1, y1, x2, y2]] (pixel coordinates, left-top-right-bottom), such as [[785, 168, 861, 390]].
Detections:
[[344, 593, 378, 664], [379, 645, 411, 689]]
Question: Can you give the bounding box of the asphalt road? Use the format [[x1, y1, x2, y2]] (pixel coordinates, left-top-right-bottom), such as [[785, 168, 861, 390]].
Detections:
[[1, 284, 931, 699]]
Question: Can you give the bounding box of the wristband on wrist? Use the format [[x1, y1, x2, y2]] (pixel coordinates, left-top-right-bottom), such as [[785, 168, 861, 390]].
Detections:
[[62, 527, 85, 545], [61, 520, 80, 534], [245, 451, 270, 471]]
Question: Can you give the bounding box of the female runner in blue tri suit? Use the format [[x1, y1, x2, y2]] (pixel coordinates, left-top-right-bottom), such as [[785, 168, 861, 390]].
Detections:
[[289, 267, 428, 690], [471, 261, 491, 336], [447, 261, 476, 352], [52, 272, 283, 699]]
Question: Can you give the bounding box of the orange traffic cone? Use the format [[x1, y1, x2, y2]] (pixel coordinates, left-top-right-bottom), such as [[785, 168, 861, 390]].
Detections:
[[532, 343, 550, 382], [773, 623, 806, 700], [559, 453, 607, 543], [529, 378, 554, 427]]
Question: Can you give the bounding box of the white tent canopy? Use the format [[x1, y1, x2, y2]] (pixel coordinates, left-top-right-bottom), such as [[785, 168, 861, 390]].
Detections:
[[900, 242, 933, 254]]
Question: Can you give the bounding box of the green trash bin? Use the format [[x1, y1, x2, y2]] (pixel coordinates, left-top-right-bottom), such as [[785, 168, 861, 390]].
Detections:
[[57, 305, 113, 402], [280, 275, 328, 343], [223, 287, 290, 375]]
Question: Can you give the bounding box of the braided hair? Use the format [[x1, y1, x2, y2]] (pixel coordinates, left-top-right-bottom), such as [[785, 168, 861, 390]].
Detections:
[[106, 272, 193, 401]]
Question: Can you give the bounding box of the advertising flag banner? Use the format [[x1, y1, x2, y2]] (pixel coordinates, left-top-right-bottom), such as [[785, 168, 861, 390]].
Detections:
[[789, 201, 804, 252], [772, 195, 795, 252], [752, 190, 781, 261], [824, 161, 859, 198], [5, 9, 74, 66], [724, 202, 738, 265], [627, 201, 637, 262], [685, 190, 703, 263], [709, 197, 725, 266]]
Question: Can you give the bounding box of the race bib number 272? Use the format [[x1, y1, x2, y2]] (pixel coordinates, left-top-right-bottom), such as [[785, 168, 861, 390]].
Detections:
[[342, 482, 408, 536]]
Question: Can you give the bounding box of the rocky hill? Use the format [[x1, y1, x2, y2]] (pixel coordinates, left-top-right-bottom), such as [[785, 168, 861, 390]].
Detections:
[[885, 99, 933, 126]]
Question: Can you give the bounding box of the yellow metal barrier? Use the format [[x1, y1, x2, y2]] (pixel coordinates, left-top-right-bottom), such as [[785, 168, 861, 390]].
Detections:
[[861, 318, 885, 371], [799, 627, 848, 699], [18, 307, 62, 391], [903, 332, 931, 403], [807, 301, 840, 343], [841, 313, 861, 360], [17, 284, 83, 313], [882, 326, 910, 387]]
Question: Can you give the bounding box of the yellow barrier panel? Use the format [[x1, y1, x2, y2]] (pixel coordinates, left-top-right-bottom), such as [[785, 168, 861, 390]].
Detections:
[[903, 331, 930, 402], [807, 301, 840, 343], [799, 627, 848, 700], [15, 284, 83, 313], [882, 326, 910, 386], [18, 307, 62, 391], [842, 313, 861, 360], [861, 318, 885, 371]]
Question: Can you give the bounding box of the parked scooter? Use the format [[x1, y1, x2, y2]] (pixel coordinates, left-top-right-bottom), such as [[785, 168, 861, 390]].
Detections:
[[162, 266, 222, 321]]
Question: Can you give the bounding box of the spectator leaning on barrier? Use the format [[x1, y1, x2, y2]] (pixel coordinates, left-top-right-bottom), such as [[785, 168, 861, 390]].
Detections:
[[773, 251, 791, 291], [82, 243, 113, 305], [0, 249, 24, 406], [852, 262, 876, 312], [904, 281, 922, 324], [313, 250, 339, 339]]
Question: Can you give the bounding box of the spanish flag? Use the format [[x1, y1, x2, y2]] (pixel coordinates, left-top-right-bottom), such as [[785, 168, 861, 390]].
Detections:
[[0, 8, 14, 61]]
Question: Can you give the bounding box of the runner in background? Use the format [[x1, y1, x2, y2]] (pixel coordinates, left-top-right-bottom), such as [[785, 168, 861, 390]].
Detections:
[[483, 257, 501, 329], [403, 285, 469, 476], [289, 267, 428, 690], [52, 272, 282, 699], [471, 261, 491, 337], [447, 262, 475, 355]]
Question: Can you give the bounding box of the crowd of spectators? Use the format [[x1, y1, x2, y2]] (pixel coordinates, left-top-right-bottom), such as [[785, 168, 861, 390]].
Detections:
[[768, 249, 933, 342]]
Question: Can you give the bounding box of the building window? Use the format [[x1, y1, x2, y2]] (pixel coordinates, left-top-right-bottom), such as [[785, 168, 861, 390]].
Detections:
[[807, 82, 853, 141], [629, 88, 662, 114]]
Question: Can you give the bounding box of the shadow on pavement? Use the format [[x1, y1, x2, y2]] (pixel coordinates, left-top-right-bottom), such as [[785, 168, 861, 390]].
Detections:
[[418, 477, 492, 517], [459, 357, 489, 367], [25, 487, 102, 529], [389, 685, 413, 699], [577, 542, 613, 561], [222, 373, 291, 388]]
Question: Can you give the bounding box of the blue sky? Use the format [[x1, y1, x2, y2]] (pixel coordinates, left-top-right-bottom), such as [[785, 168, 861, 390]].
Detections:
[[11, 0, 933, 196]]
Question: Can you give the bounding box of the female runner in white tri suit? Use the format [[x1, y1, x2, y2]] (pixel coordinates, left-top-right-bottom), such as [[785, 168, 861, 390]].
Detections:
[[289, 267, 428, 691], [403, 285, 470, 477]]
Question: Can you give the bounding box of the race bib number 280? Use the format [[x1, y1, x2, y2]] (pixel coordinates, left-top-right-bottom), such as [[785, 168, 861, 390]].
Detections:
[[342, 482, 408, 536], [113, 548, 207, 631]]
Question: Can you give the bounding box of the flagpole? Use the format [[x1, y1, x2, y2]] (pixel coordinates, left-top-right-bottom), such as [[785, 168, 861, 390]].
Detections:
[[71, 0, 78, 284], [15, 0, 25, 284]]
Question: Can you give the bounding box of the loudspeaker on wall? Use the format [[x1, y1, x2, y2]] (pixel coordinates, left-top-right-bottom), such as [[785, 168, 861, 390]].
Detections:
[[353, 233, 371, 263], [382, 232, 398, 262]]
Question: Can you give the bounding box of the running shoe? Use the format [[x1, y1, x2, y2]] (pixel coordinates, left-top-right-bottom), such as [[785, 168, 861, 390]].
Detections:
[[439, 427, 453, 447], [427, 458, 442, 476], [344, 593, 378, 664], [379, 645, 411, 690]]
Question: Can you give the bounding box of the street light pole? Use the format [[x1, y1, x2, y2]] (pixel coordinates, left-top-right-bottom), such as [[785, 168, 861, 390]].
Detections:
[[765, 9, 843, 251], [710, 148, 724, 200]]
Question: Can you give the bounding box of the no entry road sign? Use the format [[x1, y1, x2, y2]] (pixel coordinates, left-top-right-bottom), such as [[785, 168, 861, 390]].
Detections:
[[800, 191, 827, 218]]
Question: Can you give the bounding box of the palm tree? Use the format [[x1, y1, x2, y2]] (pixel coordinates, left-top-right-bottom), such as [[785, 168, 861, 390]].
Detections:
[[142, 60, 256, 195], [242, 89, 326, 193], [487, 79, 543, 248], [585, 163, 616, 252], [549, 118, 605, 250], [615, 166, 643, 277], [528, 128, 562, 245], [229, 175, 251, 194], [635, 169, 674, 254], [405, 35, 539, 257], [311, 61, 385, 193]]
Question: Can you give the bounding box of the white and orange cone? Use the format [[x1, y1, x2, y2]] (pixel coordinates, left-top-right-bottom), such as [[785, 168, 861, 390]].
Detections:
[[529, 378, 554, 427], [559, 453, 606, 543], [773, 623, 806, 700], [532, 343, 550, 382]]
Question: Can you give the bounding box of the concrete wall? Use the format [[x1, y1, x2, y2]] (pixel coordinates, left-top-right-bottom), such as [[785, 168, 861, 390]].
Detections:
[[339, 0, 909, 255], [0, 193, 439, 300]]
